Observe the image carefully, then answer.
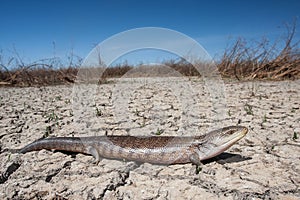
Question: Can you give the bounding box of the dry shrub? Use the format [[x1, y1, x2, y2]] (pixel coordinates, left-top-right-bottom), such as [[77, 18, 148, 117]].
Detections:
[[1, 22, 299, 86], [0, 54, 80, 86], [163, 58, 200, 76], [0, 66, 78, 86], [218, 21, 300, 80], [102, 65, 132, 78]]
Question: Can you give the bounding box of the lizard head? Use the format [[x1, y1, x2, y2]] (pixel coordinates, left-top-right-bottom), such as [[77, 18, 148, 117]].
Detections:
[[196, 126, 248, 161]]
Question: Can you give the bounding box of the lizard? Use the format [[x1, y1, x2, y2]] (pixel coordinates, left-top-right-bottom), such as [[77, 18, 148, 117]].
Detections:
[[17, 126, 248, 166]]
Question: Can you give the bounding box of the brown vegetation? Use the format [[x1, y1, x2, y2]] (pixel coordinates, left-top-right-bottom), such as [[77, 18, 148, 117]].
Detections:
[[0, 23, 299, 86], [218, 22, 300, 80]]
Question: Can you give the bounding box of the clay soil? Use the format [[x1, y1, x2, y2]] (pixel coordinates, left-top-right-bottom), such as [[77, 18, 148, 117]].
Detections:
[[0, 77, 299, 199]]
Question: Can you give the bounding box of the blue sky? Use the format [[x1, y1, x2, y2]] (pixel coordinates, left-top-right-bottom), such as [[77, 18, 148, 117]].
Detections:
[[1, 0, 299, 67]]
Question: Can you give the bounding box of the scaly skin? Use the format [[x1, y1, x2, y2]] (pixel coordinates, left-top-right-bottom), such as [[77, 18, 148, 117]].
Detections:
[[19, 126, 248, 165]]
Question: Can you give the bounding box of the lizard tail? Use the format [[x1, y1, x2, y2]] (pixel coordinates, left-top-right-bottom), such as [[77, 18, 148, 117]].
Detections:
[[19, 137, 87, 154]]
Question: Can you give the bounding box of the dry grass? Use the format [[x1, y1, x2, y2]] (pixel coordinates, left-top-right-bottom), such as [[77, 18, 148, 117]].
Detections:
[[0, 59, 202, 86], [1, 23, 299, 86], [218, 21, 299, 80], [0, 67, 77, 86]]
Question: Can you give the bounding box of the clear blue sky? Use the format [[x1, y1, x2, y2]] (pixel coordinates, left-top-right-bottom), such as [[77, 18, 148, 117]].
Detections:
[[1, 0, 299, 66]]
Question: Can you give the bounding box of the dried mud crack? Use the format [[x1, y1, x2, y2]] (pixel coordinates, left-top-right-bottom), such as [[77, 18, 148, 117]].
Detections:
[[97, 171, 130, 200], [0, 78, 299, 199], [0, 162, 21, 184], [45, 160, 72, 183], [191, 179, 300, 199]]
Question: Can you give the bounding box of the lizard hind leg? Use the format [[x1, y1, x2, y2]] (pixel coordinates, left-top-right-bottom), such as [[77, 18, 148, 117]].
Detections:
[[87, 146, 101, 165]]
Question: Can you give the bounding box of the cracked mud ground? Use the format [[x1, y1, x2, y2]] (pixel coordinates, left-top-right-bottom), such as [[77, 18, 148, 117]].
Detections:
[[0, 77, 299, 199]]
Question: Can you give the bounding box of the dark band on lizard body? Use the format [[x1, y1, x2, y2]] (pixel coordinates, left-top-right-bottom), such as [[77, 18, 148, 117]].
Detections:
[[19, 126, 248, 165]]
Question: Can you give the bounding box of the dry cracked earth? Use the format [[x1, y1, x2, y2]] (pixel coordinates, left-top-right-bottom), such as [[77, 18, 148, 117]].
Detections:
[[0, 77, 299, 199]]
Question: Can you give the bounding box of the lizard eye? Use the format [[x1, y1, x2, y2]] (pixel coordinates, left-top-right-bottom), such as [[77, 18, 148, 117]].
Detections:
[[226, 129, 237, 135]]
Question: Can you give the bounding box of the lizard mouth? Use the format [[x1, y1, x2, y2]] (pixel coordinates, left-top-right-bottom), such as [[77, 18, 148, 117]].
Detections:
[[201, 126, 248, 160], [221, 126, 248, 146]]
